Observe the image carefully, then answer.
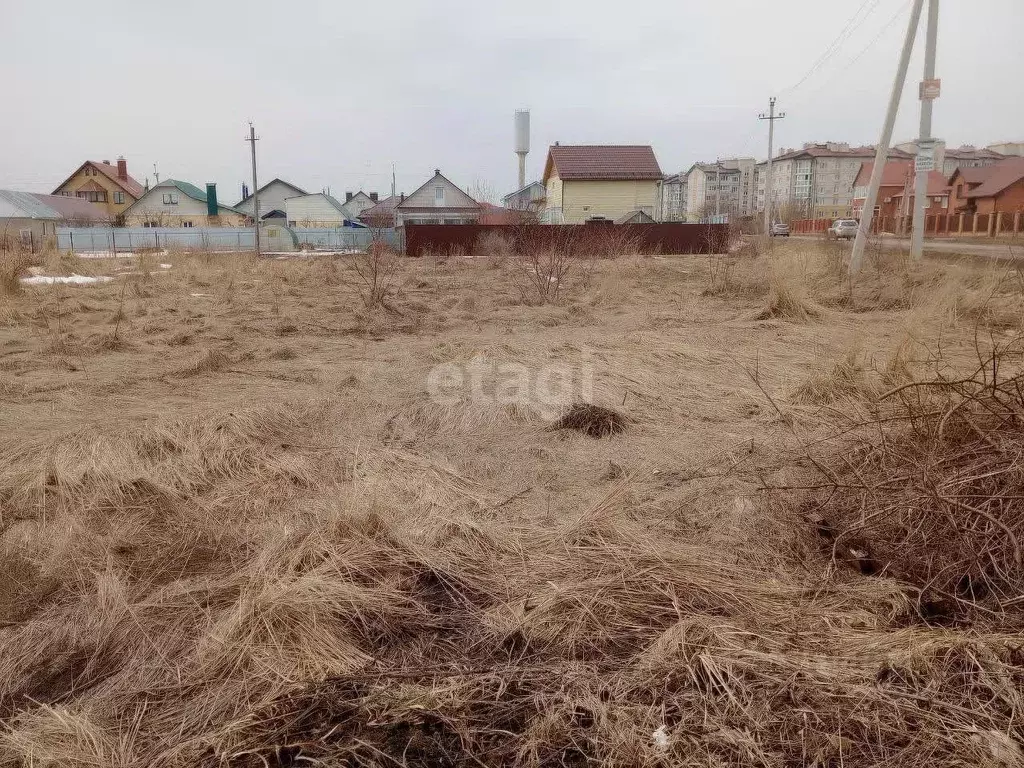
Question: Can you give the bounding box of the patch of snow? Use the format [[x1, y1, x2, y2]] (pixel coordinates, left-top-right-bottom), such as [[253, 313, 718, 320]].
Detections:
[[21, 274, 113, 286], [76, 250, 169, 259], [159, 263, 172, 269], [652, 725, 669, 751], [189, 293, 210, 297]]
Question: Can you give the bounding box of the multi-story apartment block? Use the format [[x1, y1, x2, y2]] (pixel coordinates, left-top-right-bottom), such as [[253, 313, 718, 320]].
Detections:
[[682, 157, 756, 221], [753, 142, 912, 219], [658, 172, 687, 221]]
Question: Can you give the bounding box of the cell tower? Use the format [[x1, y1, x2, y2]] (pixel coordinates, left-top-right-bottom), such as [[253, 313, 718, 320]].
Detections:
[[514, 109, 530, 190]]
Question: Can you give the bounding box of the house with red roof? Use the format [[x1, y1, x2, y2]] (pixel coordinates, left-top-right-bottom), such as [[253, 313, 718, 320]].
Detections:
[[851, 160, 913, 219], [950, 157, 1024, 216], [52, 157, 145, 219], [540, 144, 663, 224]]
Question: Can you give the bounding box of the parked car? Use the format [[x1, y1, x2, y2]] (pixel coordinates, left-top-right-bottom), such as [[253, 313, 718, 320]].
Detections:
[[827, 219, 859, 240], [770, 222, 790, 237]]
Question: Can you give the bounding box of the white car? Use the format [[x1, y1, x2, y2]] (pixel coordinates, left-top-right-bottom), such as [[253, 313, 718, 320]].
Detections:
[[827, 219, 859, 240]]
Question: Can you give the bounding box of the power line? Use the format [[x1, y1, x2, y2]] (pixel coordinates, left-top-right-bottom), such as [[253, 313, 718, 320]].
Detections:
[[780, 0, 884, 95], [788, 0, 913, 108]]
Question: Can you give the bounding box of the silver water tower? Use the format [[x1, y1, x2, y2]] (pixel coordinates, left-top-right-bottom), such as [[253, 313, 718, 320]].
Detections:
[[514, 109, 530, 190]]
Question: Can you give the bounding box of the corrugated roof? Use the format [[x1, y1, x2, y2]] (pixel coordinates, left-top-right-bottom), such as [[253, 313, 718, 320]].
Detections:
[[0, 190, 108, 221], [546, 145, 663, 181], [966, 157, 1024, 198], [945, 146, 1006, 161], [30, 193, 108, 221], [0, 189, 62, 219]]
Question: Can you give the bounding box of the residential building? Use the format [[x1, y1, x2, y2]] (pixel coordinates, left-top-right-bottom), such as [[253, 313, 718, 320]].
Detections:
[[285, 193, 350, 227], [502, 181, 546, 213], [340, 191, 378, 220], [987, 141, 1024, 157], [948, 166, 994, 211], [852, 160, 914, 220], [657, 172, 687, 221], [888, 171, 952, 219], [756, 143, 912, 219], [541, 144, 662, 224], [479, 202, 521, 225], [953, 157, 1024, 215], [358, 195, 401, 228], [121, 180, 245, 227], [51, 157, 145, 219], [940, 145, 1007, 177], [395, 170, 480, 226], [683, 158, 755, 221], [0, 190, 107, 249], [235, 178, 307, 221]]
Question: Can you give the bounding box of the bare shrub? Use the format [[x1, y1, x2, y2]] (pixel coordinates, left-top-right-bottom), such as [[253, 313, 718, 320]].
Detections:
[[474, 231, 514, 268], [351, 243, 401, 309], [510, 226, 581, 304], [791, 348, 879, 404], [1, 251, 33, 296]]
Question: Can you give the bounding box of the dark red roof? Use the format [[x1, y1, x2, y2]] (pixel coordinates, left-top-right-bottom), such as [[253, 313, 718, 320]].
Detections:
[[950, 166, 995, 185], [545, 145, 662, 181], [890, 171, 951, 198], [965, 158, 1024, 198], [854, 160, 913, 188], [91, 161, 145, 198], [478, 202, 519, 225]]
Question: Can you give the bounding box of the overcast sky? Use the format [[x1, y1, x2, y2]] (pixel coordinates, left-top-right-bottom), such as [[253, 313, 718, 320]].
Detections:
[[3, 0, 1022, 202]]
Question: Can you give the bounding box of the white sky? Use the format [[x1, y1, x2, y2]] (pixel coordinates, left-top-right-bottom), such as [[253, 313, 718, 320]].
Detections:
[[3, 0, 1022, 202]]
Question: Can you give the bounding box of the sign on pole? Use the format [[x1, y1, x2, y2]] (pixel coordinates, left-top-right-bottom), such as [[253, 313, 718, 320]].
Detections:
[[915, 138, 937, 172], [919, 78, 941, 100]]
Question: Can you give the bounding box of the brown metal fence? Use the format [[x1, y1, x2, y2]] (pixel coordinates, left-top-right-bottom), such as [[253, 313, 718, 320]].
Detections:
[[793, 212, 1024, 238], [402, 223, 730, 257]]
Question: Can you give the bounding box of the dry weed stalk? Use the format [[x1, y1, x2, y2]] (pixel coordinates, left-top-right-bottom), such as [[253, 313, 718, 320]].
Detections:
[[351, 242, 401, 309]]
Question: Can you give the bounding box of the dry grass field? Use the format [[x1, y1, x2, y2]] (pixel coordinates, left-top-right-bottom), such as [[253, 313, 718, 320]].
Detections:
[[1, 240, 1023, 767]]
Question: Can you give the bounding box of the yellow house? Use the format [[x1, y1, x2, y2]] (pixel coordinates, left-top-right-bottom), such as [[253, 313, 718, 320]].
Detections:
[[52, 158, 145, 219], [541, 145, 663, 224]]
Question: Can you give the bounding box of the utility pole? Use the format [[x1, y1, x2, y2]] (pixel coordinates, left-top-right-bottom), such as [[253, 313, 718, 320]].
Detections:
[[715, 162, 721, 220], [392, 163, 396, 200], [245, 122, 260, 257], [911, 0, 940, 261], [759, 97, 786, 236], [851, 0, 925, 275]]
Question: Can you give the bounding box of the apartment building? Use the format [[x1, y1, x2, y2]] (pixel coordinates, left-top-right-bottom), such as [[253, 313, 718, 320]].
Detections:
[[683, 158, 755, 221], [754, 142, 912, 219], [658, 172, 687, 221]]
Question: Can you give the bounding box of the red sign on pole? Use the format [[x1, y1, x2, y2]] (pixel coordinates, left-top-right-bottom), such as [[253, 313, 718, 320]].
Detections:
[[919, 78, 941, 100]]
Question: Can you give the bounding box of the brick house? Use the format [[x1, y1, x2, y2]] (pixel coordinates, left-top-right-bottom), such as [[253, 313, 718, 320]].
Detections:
[[959, 158, 1024, 215], [948, 166, 994, 212], [888, 171, 952, 217], [851, 160, 913, 219]]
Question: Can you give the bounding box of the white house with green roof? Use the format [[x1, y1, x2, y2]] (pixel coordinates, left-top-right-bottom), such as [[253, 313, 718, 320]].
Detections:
[[121, 180, 247, 227]]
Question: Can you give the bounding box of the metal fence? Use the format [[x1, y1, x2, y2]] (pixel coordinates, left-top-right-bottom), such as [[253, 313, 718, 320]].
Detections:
[[55, 226, 401, 254], [290, 227, 402, 251]]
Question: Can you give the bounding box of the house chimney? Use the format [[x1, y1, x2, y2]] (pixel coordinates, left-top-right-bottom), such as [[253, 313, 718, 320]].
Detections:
[[369, 192, 378, 202], [206, 183, 218, 217], [345, 191, 354, 202], [116, 157, 127, 180], [434, 169, 440, 175], [103, 159, 111, 165], [400, 193, 405, 202]]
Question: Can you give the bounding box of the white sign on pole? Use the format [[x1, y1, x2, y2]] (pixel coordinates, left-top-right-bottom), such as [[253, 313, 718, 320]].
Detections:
[[915, 138, 936, 172]]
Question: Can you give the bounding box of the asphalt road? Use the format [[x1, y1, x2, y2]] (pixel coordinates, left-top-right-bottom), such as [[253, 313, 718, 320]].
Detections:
[[790, 234, 1022, 259]]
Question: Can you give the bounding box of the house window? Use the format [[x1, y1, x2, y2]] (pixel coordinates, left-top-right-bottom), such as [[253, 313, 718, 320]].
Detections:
[[20, 229, 32, 245], [434, 186, 444, 205], [182, 221, 194, 228], [582, 205, 590, 212], [75, 190, 108, 203], [162, 192, 179, 205], [113, 191, 125, 205]]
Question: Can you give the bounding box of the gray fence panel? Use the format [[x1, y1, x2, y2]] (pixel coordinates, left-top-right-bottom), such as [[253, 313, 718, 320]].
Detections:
[[57, 226, 399, 254]]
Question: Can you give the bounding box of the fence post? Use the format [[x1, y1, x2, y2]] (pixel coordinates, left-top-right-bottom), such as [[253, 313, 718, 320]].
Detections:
[[1014, 212, 1021, 234], [990, 213, 999, 238], [30, 230, 35, 254], [110, 229, 115, 256], [69, 231, 74, 253]]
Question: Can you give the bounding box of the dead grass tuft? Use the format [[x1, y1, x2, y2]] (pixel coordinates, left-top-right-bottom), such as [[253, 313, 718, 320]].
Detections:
[[175, 347, 231, 376], [551, 402, 627, 438], [1, 251, 33, 296]]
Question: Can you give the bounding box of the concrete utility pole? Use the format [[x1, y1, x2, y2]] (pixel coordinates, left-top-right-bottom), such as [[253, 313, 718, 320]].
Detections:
[[851, 0, 926, 275], [759, 97, 786, 236], [715, 163, 721, 220], [911, 0, 940, 261], [246, 122, 260, 257]]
